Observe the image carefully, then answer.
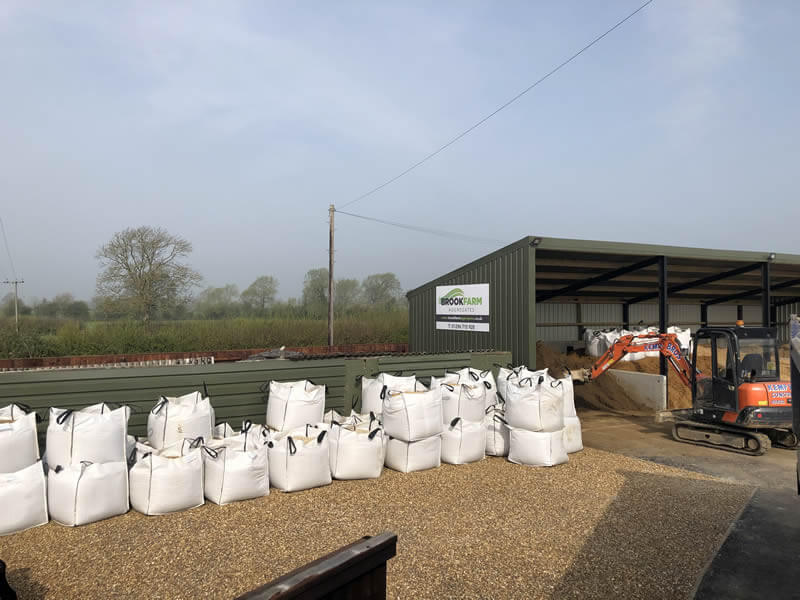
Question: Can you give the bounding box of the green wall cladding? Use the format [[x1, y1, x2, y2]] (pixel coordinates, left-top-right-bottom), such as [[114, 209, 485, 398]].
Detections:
[[0, 352, 511, 437]]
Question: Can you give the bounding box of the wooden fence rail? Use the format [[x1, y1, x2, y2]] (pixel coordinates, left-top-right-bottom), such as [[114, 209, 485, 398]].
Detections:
[[236, 533, 398, 600]]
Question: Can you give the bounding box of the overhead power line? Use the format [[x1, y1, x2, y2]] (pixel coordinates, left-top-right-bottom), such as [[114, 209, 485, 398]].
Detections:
[[336, 209, 503, 244], [340, 0, 655, 210]]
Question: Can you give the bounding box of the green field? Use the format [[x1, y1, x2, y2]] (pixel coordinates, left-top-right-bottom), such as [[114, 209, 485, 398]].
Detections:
[[0, 312, 408, 359]]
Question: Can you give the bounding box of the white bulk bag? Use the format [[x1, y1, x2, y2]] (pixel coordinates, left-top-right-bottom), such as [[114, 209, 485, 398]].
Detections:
[[382, 388, 443, 442], [48, 461, 129, 526], [147, 392, 214, 450], [457, 368, 498, 408], [48, 404, 129, 466], [0, 408, 39, 474], [669, 326, 692, 353], [559, 376, 577, 418], [360, 374, 423, 415], [429, 372, 461, 391], [441, 417, 485, 465], [328, 422, 385, 480], [203, 443, 269, 505], [484, 408, 510, 457], [208, 421, 271, 453], [129, 448, 205, 515], [266, 380, 325, 432], [504, 379, 543, 431], [563, 416, 583, 454], [0, 461, 48, 536], [384, 435, 441, 473], [323, 409, 344, 425], [441, 384, 486, 424], [538, 378, 566, 432], [213, 422, 236, 440], [496, 366, 521, 400], [508, 428, 568, 467], [268, 426, 332, 492]]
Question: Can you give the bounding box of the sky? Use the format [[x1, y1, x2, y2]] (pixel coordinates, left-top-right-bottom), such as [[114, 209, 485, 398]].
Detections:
[[1, 0, 798, 303]]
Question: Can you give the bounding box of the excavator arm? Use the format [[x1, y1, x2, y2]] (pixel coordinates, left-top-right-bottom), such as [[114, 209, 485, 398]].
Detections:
[[589, 333, 697, 386]]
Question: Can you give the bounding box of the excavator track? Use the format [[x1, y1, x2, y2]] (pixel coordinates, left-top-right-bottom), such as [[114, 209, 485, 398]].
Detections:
[[672, 421, 772, 456]]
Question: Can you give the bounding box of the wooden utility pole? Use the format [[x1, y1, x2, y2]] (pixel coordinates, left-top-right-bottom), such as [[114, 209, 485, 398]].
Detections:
[[2, 279, 23, 333], [328, 204, 335, 347]]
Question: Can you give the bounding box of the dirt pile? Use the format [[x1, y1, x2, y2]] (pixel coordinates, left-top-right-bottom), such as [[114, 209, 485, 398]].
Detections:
[[536, 343, 654, 414]]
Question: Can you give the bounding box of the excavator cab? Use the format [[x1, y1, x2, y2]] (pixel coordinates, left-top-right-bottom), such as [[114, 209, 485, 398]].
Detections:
[[692, 326, 781, 414]]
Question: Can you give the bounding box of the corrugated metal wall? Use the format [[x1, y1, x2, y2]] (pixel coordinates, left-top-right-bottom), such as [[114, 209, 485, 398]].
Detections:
[[0, 351, 511, 437], [408, 241, 532, 364], [537, 303, 767, 342]]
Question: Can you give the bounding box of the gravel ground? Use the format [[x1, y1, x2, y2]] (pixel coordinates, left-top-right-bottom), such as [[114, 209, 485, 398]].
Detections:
[[1, 448, 753, 600]]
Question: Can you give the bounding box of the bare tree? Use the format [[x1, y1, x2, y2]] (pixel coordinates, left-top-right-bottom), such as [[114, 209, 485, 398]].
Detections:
[[96, 226, 202, 321]]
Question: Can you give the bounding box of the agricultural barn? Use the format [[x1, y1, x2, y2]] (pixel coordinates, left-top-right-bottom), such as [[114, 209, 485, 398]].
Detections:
[[407, 236, 800, 368]]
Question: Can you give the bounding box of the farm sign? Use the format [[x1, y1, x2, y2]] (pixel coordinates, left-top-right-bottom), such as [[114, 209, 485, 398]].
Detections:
[[435, 284, 490, 332]]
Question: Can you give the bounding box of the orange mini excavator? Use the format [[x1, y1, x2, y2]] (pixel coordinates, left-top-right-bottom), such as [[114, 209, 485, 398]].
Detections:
[[587, 325, 794, 455]]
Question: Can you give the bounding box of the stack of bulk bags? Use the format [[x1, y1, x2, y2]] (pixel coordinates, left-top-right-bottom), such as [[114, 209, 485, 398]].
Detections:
[[0, 404, 40, 473], [48, 462, 129, 526], [266, 380, 325, 432], [441, 417, 485, 465], [456, 368, 498, 408], [268, 425, 331, 492], [505, 376, 568, 467], [0, 461, 48, 536], [560, 375, 583, 454], [129, 439, 205, 515], [204, 425, 269, 505], [328, 421, 385, 480], [383, 388, 443, 473], [47, 404, 130, 466], [484, 402, 510, 457], [147, 391, 214, 450], [360, 374, 426, 416]]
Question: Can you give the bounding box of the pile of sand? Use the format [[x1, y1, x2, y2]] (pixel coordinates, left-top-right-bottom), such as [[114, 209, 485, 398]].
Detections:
[[536, 342, 655, 414]]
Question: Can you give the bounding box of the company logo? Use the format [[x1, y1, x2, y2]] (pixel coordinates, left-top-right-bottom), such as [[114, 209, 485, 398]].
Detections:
[[439, 288, 483, 306]]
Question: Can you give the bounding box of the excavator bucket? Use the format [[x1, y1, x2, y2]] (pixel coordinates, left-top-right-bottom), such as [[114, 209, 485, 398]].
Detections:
[[791, 315, 800, 494]]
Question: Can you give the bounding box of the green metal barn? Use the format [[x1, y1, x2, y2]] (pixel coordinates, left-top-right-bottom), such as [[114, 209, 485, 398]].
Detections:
[[406, 236, 800, 369]]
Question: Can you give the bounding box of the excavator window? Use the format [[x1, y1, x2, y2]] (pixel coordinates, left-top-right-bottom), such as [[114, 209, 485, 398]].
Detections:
[[737, 339, 778, 381], [693, 336, 714, 406], [716, 335, 735, 382]]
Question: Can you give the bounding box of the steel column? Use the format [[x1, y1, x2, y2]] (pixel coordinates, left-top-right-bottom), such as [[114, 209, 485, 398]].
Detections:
[[659, 256, 669, 386], [737, 305, 744, 322], [701, 304, 708, 328], [762, 262, 771, 327], [622, 303, 630, 331]]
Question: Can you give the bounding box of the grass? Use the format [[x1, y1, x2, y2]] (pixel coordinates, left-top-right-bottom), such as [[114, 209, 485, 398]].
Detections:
[[0, 312, 409, 359]]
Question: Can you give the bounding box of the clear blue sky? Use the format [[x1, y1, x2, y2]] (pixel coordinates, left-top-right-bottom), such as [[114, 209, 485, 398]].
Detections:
[[1, 1, 798, 303]]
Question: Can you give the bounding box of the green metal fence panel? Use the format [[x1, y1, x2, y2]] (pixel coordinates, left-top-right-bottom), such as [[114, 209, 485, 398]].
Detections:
[[0, 358, 347, 437], [0, 352, 509, 436]]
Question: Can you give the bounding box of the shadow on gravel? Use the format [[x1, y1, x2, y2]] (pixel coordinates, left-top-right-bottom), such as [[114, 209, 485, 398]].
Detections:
[[7, 567, 49, 599], [549, 469, 751, 600]]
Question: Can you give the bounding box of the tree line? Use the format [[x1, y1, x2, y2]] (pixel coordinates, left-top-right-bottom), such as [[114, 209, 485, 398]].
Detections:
[[3, 226, 405, 322]]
